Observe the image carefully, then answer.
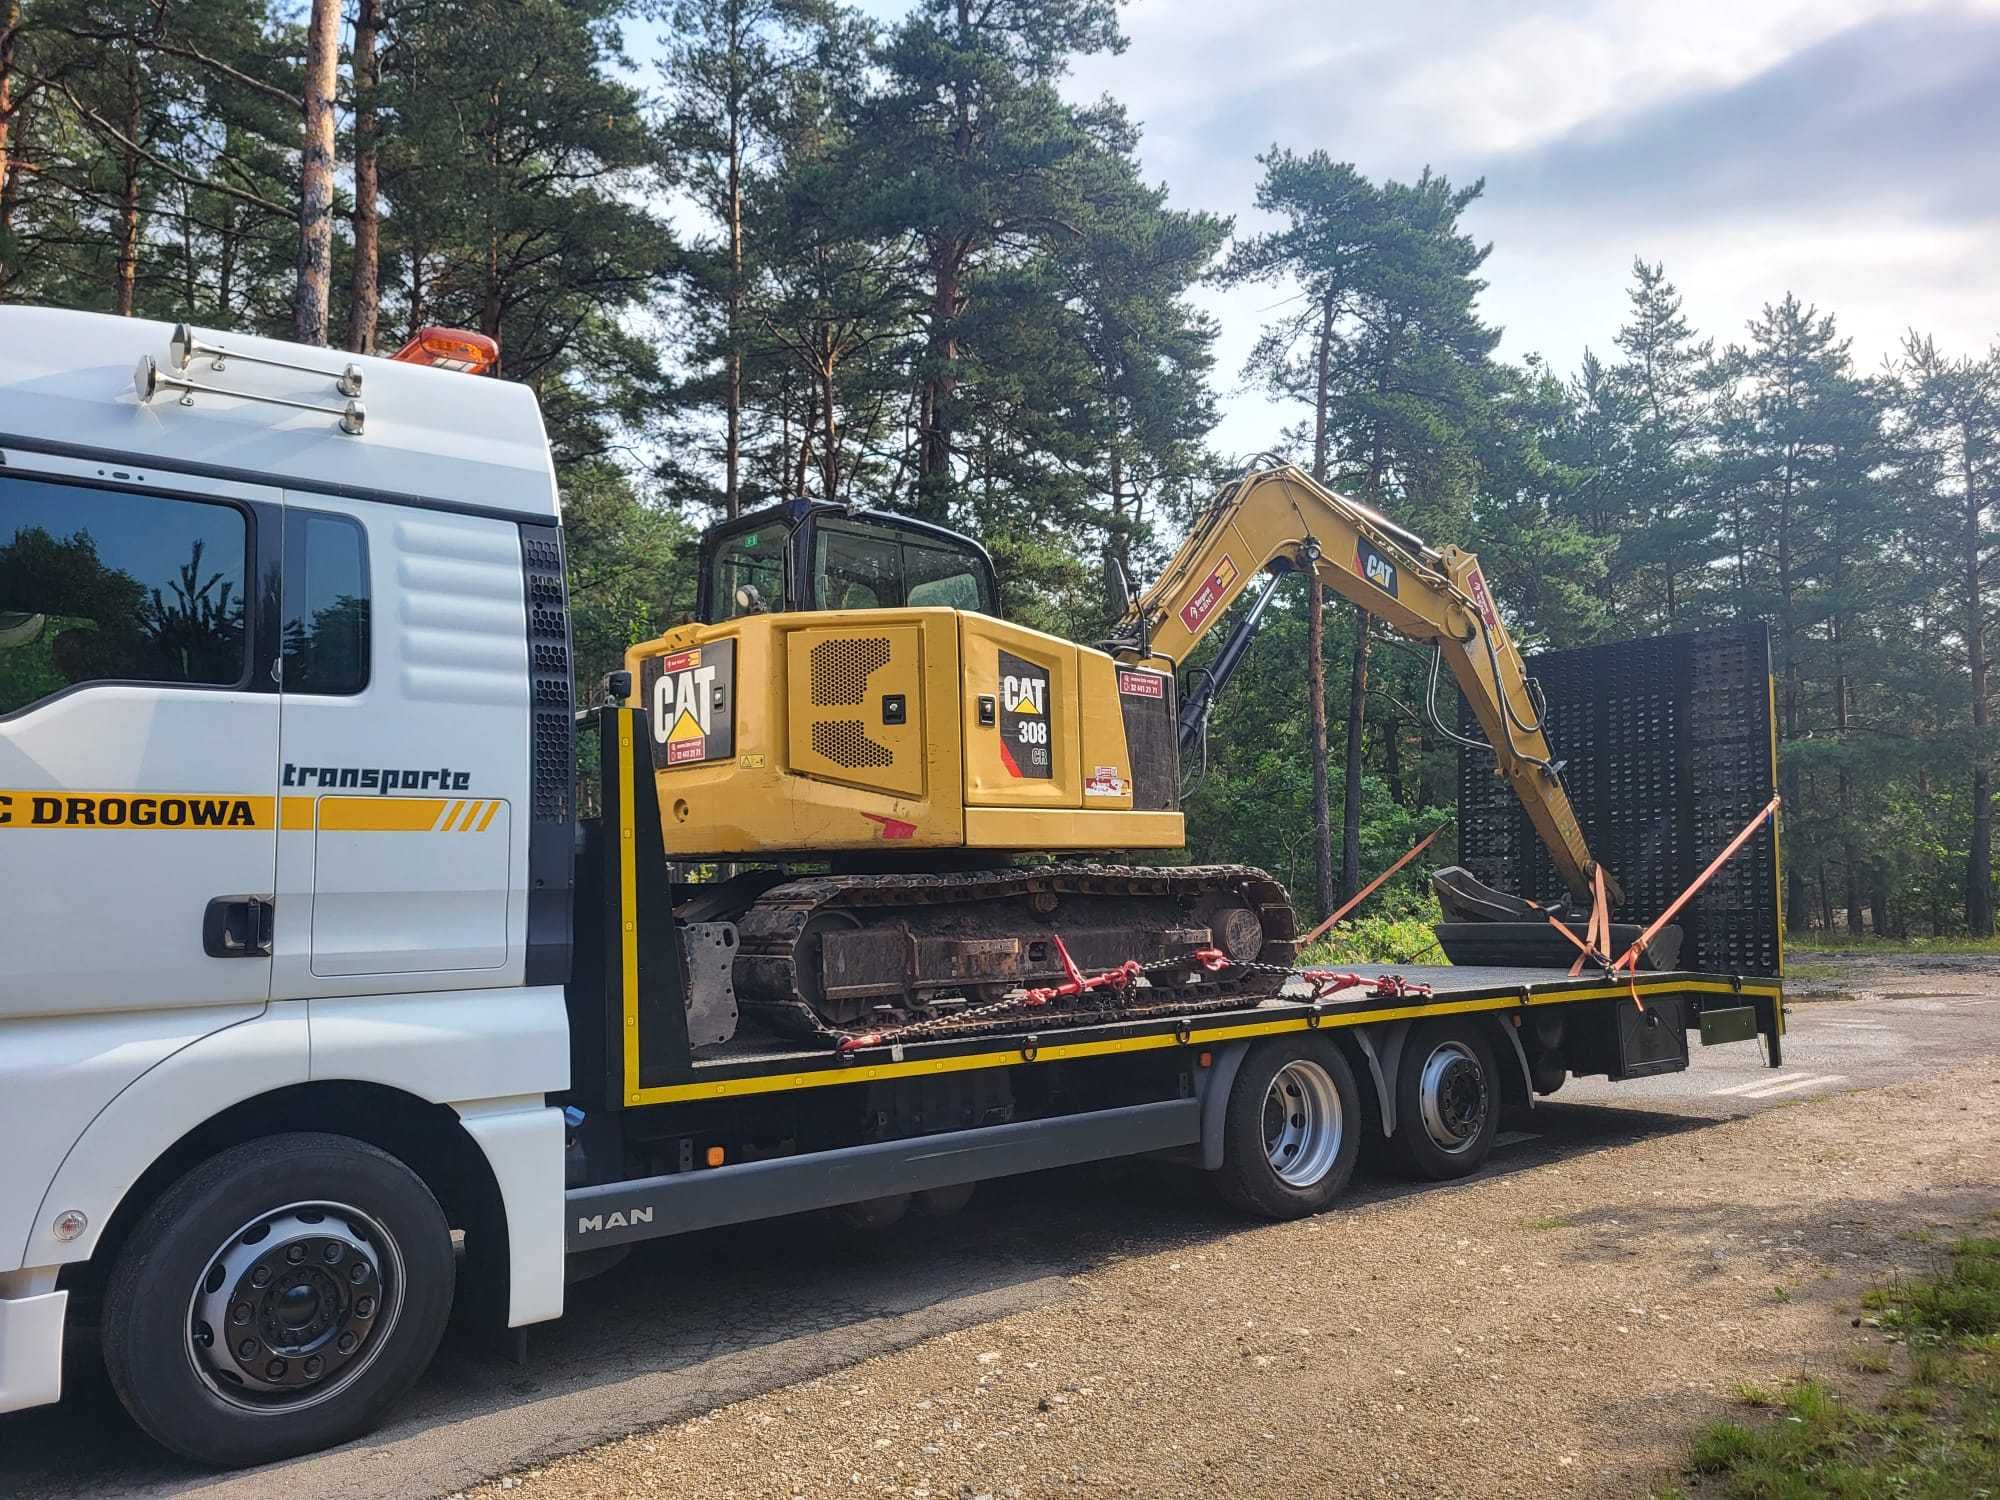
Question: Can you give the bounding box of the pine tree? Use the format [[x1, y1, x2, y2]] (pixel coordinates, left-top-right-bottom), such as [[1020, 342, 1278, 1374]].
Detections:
[[1897, 334, 2000, 934], [856, 0, 1123, 519], [1217, 149, 1378, 916], [1713, 296, 1890, 932], [660, 0, 836, 515]]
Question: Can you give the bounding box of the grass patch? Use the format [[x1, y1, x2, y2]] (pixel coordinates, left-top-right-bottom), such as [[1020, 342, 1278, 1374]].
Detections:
[[1526, 1214, 1574, 1231], [1846, 1347, 1892, 1374], [1790, 933, 2000, 956], [1730, 1380, 1777, 1407], [1684, 1238, 2000, 1497]]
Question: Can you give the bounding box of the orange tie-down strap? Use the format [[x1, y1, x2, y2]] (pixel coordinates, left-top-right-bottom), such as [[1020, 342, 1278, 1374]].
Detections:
[[1532, 796, 1780, 1009], [1296, 819, 1453, 951], [1607, 794, 1781, 1008]]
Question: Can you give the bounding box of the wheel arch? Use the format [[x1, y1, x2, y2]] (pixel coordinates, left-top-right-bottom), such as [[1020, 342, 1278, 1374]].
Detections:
[[1198, 1027, 1394, 1169], [60, 1081, 507, 1319]]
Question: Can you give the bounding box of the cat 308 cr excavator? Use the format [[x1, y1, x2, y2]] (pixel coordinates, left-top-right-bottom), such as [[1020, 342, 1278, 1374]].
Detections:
[[627, 457, 1616, 1043]]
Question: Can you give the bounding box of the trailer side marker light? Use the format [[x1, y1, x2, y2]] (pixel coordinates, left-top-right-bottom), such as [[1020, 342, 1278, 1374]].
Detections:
[[1197, 1051, 1213, 1068], [705, 1146, 726, 1168]]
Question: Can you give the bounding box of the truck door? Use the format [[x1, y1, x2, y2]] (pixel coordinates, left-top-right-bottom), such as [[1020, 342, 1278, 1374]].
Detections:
[[0, 457, 280, 1018], [272, 495, 528, 995]]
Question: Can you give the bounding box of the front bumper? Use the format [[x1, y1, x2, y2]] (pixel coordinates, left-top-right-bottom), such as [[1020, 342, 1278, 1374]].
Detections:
[[0, 1287, 67, 1414]]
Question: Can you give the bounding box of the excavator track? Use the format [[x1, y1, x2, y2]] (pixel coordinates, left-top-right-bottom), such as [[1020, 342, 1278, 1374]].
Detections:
[[734, 864, 1298, 1042]]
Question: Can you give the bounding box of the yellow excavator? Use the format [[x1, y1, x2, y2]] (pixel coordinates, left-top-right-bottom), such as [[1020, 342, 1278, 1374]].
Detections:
[[625, 457, 1615, 1040]]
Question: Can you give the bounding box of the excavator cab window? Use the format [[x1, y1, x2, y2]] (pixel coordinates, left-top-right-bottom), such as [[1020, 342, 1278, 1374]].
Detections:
[[696, 503, 1000, 623], [706, 523, 790, 621]]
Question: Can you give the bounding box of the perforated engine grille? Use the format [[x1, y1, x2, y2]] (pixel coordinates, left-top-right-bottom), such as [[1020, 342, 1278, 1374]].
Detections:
[[810, 636, 891, 706], [812, 719, 894, 768]]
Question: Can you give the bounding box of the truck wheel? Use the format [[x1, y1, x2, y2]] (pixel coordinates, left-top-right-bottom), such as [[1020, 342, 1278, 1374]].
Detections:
[[1392, 1020, 1501, 1181], [102, 1133, 455, 1468], [1214, 1036, 1359, 1219]]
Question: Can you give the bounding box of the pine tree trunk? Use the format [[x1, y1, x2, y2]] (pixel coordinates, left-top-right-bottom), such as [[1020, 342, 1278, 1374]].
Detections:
[[1960, 424, 1992, 936], [1778, 458, 1808, 933], [1383, 714, 1405, 808], [917, 247, 960, 516], [0, 0, 18, 241], [1341, 413, 1386, 902], [292, 0, 340, 344], [346, 0, 383, 354], [1340, 609, 1369, 901], [0, 51, 24, 299], [725, 0, 743, 516], [1308, 296, 1336, 914], [817, 338, 840, 501], [1307, 578, 1335, 918], [114, 51, 142, 317]]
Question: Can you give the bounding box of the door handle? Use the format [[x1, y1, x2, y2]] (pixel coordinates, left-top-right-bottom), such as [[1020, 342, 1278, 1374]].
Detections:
[[204, 896, 274, 958]]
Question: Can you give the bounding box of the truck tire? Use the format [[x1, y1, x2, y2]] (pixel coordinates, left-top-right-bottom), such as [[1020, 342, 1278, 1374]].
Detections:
[[1391, 1019, 1501, 1181], [102, 1132, 455, 1468], [1213, 1036, 1360, 1219]]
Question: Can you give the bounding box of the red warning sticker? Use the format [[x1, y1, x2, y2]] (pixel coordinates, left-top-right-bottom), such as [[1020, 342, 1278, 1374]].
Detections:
[[1176, 556, 1238, 634], [1117, 670, 1165, 698]]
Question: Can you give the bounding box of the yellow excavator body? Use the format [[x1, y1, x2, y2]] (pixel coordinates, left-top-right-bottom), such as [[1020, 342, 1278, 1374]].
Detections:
[[626, 607, 1184, 857]]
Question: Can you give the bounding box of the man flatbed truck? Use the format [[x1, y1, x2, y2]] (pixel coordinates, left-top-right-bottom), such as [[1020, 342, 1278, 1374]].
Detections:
[[0, 309, 1784, 1466]]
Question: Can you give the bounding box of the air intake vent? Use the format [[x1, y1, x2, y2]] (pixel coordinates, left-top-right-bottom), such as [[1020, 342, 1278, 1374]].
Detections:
[[812, 719, 894, 768], [810, 636, 892, 706]]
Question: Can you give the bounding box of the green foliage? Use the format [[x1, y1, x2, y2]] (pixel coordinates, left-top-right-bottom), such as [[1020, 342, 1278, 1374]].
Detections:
[[1295, 906, 1444, 967], [0, 0, 1992, 940], [1686, 1242, 2000, 1499]]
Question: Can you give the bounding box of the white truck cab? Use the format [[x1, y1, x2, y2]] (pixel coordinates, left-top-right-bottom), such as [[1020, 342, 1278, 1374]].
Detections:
[[0, 307, 573, 1462]]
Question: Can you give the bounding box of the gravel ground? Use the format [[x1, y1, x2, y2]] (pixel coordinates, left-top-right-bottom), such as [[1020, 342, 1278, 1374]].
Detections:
[[462, 1060, 2000, 1500]]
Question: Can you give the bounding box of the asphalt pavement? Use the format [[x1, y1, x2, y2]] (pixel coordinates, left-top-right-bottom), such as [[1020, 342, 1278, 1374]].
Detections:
[[2, 951, 1993, 1500]]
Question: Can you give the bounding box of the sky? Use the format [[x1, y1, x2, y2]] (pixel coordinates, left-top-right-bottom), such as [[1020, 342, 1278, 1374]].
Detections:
[[636, 1, 2000, 459]]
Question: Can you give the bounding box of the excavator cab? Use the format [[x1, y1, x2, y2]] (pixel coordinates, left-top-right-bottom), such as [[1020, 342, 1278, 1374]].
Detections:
[[696, 500, 1001, 624]]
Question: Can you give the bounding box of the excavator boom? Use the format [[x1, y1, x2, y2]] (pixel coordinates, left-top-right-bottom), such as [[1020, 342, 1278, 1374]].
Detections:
[[1108, 461, 1615, 904]]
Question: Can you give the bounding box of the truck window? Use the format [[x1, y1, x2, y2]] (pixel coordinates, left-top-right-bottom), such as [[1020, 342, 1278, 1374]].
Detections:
[[282, 510, 370, 695], [0, 473, 248, 716], [709, 525, 788, 619]]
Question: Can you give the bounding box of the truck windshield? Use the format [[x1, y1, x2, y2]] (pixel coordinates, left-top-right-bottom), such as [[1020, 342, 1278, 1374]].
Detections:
[[708, 525, 789, 619]]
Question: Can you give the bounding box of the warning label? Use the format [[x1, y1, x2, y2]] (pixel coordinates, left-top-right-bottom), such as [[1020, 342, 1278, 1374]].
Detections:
[[1117, 670, 1166, 699], [1176, 556, 1238, 635]]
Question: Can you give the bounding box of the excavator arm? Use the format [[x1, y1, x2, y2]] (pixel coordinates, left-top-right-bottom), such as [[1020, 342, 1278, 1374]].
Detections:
[[1107, 460, 1617, 905]]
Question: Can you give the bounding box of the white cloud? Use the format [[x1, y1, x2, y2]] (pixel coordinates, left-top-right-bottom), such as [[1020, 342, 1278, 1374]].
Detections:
[[1069, 0, 2000, 456]]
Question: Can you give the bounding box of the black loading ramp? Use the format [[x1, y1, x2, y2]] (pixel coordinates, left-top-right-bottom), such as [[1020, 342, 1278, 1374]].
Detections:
[[1456, 621, 1783, 979]]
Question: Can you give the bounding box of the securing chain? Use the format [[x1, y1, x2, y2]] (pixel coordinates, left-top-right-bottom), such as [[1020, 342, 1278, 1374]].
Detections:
[[831, 938, 1433, 1056]]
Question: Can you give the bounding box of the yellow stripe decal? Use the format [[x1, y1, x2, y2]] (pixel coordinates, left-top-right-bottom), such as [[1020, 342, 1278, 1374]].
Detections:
[[623, 978, 1783, 1106], [619, 720, 643, 1104], [319, 797, 456, 832], [3, 791, 503, 833]]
